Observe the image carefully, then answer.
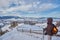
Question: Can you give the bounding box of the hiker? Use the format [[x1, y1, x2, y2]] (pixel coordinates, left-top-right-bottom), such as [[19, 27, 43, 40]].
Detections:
[[43, 18, 58, 40]]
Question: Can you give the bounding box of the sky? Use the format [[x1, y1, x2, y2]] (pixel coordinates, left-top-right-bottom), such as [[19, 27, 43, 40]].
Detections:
[[0, 0, 60, 17]]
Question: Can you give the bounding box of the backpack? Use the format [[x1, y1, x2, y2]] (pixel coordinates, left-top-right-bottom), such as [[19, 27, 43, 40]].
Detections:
[[51, 24, 58, 34]]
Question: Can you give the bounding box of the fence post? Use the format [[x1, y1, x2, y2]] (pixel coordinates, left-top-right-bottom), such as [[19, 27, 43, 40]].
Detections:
[[22, 29, 24, 32], [30, 29, 31, 33], [43, 28, 44, 40]]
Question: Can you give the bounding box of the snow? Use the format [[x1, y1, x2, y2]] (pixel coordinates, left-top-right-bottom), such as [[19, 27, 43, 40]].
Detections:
[[0, 23, 4, 28], [0, 23, 4, 26], [0, 22, 60, 40], [35, 23, 47, 28], [1, 25, 11, 32], [1, 23, 23, 32], [0, 24, 43, 40], [17, 24, 43, 30]]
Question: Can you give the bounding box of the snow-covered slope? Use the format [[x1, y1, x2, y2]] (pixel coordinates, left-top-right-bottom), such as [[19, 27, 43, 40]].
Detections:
[[0, 23, 60, 40], [0, 29, 43, 40], [1, 25, 11, 32]]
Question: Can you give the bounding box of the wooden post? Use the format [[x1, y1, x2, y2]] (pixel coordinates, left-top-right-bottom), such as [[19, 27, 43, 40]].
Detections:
[[43, 28, 44, 40], [0, 28, 2, 36], [30, 28, 31, 33], [22, 29, 24, 32]]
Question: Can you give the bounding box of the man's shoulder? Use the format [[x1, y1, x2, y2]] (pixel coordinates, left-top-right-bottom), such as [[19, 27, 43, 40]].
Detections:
[[52, 24, 56, 27]]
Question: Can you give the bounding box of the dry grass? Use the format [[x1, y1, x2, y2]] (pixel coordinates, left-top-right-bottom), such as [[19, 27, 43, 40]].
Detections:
[[56, 21, 60, 27]]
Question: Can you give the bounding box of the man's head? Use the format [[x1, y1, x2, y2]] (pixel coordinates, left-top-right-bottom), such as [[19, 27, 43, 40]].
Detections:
[[47, 18, 53, 24]]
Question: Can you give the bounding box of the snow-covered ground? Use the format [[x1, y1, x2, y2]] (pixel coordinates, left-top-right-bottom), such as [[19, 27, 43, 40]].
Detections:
[[1, 25, 11, 32], [0, 29, 42, 40], [0, 23, 60, 40]]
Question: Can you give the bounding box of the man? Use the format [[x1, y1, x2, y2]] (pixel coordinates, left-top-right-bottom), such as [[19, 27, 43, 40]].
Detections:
[[44, 18, 56, 40]]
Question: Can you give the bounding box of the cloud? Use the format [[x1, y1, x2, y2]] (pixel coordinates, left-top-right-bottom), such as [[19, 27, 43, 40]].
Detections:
[[47, 11, 60, 17], [2, 2, 59, 13], [0, 0, 10, 9], [1, 4, 32, 13], [0, 12, 21, 17], [0, 0, 60, 17], [39, 3, 58, 11]]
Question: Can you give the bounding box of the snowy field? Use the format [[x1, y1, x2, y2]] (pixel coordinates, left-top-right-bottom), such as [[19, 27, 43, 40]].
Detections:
[[0, 23, 60, 40]]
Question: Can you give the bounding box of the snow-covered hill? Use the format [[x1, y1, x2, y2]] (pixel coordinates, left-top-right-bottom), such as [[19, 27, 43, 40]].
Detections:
[[0, 23, 60, 40]]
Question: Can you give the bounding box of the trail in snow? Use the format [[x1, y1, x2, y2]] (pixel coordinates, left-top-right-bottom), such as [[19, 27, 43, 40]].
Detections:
[[0, 23, 60, 40]]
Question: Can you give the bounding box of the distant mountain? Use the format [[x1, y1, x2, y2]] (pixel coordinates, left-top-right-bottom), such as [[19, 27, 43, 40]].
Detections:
[[0, 16, 20, 19], [0, 16, 60, 20]]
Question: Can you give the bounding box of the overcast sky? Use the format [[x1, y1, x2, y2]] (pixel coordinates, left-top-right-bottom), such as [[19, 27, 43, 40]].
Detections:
[[0, 0, 60, 17]]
